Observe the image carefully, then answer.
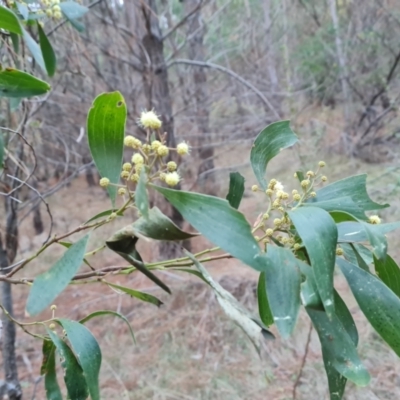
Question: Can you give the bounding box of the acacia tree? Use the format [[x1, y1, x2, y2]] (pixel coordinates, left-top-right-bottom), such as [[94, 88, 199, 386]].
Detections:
[[2, 2, 400, 400]]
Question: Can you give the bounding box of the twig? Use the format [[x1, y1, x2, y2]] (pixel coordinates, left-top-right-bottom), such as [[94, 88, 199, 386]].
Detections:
[[168, 58, 280, 119], [293, 322, 313, 400]]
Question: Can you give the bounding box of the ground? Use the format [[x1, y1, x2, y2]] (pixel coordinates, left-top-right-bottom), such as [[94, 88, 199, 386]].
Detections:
[[3, 135, 400, 400]]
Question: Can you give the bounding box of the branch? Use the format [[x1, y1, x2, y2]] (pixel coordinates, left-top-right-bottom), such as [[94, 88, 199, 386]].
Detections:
[[162, 0, 206, 42], [168, 59, 280, 119]]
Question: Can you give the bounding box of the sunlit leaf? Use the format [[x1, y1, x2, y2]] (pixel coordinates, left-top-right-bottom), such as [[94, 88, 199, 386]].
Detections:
[[26, 235, 89, 316], [38, 22, 56, 77], [87, 92, 126, 205], [226, 172, 245, 209], [250, 121, 298, 189], [0, 5, 22, 34], [0, 68, 50, 98], [16, 2, 29, 20], [257, 272, 274, 327], [60, 1, 88, 19]]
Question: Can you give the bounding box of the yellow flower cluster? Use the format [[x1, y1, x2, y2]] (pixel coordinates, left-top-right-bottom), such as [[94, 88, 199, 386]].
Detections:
[[41, 0, 62, 20], [251, 161, 328, 251], [99, 110, 191, 209]]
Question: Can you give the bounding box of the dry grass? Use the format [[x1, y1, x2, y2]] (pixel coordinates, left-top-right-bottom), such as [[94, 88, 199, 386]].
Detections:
[[2, 125, 400, 399]]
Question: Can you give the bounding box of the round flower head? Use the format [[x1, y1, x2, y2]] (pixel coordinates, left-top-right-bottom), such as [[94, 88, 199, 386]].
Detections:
[[120, 171, 129, 179], [167, 161, 177, 172], [130, 173, 139, 183], [318, 161, 326, 168], [131, 153, 144, 164], [122, 162, 132, 171], [151, 140, 162, 151], [165, 172, 180, 187], [118, 188, 126, 196], [369, 215, 381, 225], [274, 181, 284, 191], [99, 177, 110, 187], [251, 185, 259, 192], [177, 142, 190, 156], [139, 110, 162, 130], [124, 136, 142, 149], [157, 145, 169, 157]]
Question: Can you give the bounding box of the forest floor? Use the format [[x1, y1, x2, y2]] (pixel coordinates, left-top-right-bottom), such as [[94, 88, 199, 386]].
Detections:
[[3, 128, 400, 400]]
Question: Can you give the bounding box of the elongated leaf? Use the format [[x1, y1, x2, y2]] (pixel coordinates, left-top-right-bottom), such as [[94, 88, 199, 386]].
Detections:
[[56, 319, 101, 400], [60, 1, 89, 19], [26, 235, 89, 316], [106, 281, 163, 307], [171, 268, 210, 284], [337, 221, 400, 243], [257, 272, 274, 327], [374, 254, 400, 298], [314, 175, 388, 219], [41, 340, 62, 400], [289, 207, 337, 317], [136, 169, 149, 218], [87, 92, 126, 205], [84, 209, 123, 225], [106, 232, 171, 294], [47, 330, 88, 400], [226, 172, 245, 209], [16, 2, 29, 20], [260, 247, 301, 338], [323, 291, 359, 399], [38, 23, 56, 77], [361, 221, 387, 260], [250, 121, 298, 189], [298, 260, 322, 309], [0, 68, 50, 98], [80, 310, 136, 344], [346, 244, 370, 272], [152, 186, 264, 270], [22, 28, 46, 73], [305, 197, 364, 220], [131, 206, 197, 241], [186, 251, 273, 353], [307, 304, 369, 386], [330, 211, 358, 223], [338, 258, 400, 357], [0, 5, 22, 34]]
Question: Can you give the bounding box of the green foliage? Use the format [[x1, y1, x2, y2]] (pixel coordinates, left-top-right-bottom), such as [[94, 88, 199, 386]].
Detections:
[[226, 171, 245, 209], [87, 92, 127, 205], [7, 91, 400, 399], [250, 121, 298, 190], [260, 246, 301, 338], [0, 68, 50, 98], [26, 235, 89, 316], [41, 341, 62, 400], [38, 23, 57, 77], [289, 207, 337, 317]]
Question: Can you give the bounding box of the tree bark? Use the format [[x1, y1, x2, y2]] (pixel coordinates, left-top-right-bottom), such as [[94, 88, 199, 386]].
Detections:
[[184, 0, 217, 195], [138, 0, 187, 259]]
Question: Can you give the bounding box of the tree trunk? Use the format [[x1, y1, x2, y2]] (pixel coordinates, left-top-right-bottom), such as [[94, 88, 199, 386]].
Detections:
[[184, 0, 217, 195], [0, 198, 22, 400], [328, 0, 351, 149], [139, 0, 187, 259]]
